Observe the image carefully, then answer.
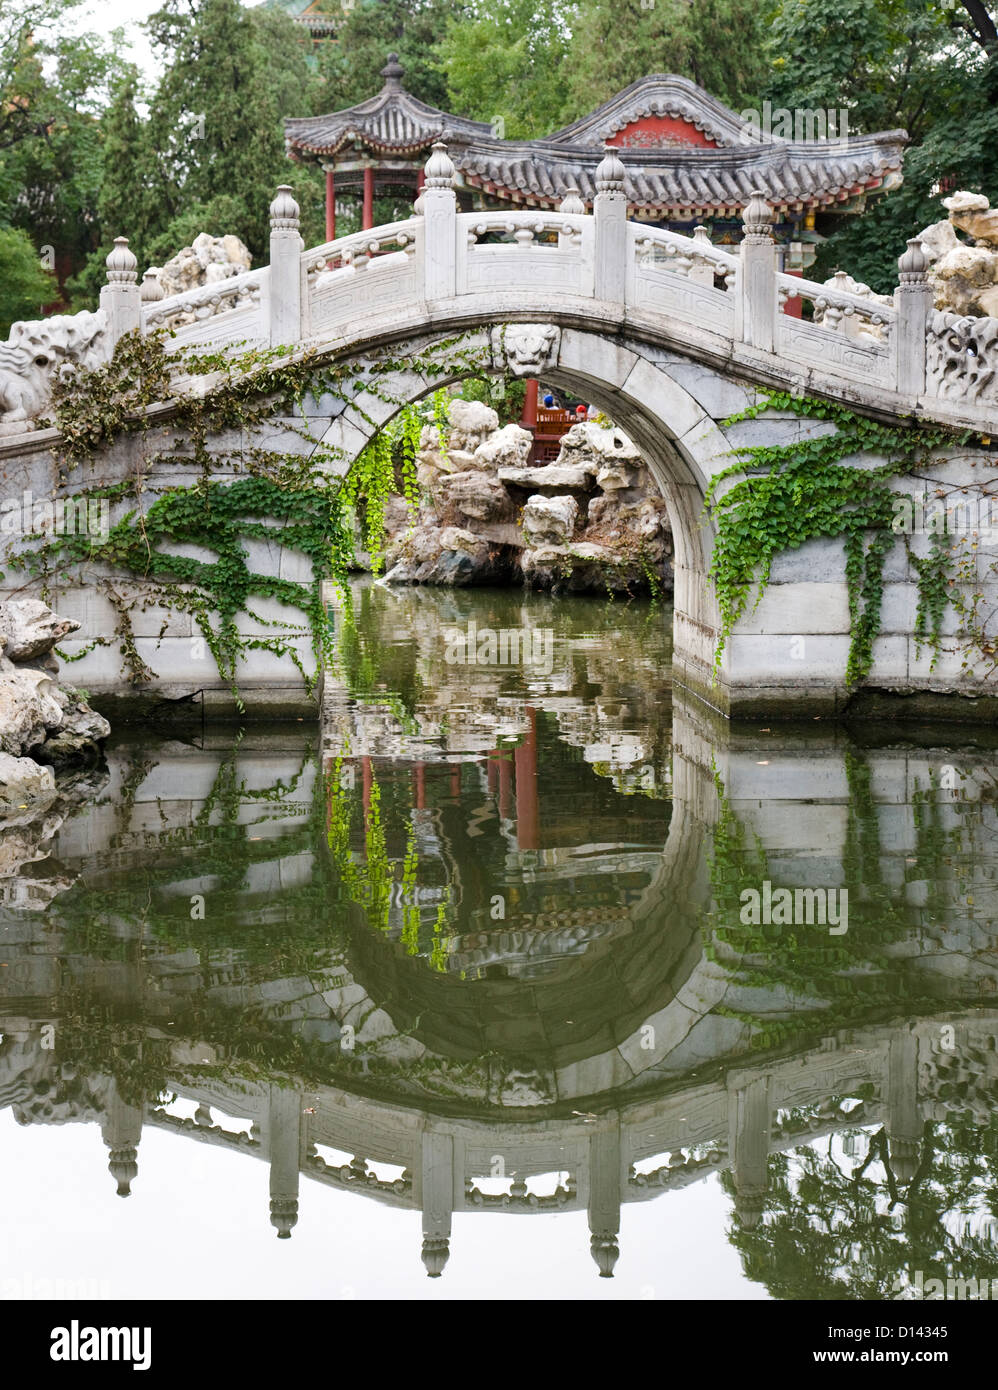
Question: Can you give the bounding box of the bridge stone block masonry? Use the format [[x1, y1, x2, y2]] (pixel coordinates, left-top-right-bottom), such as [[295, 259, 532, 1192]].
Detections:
[[1, 144, 997, 721]]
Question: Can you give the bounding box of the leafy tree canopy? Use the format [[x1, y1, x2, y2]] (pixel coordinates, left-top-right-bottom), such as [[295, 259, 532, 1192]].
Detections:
[[762, 0, 998, 290], [315, 0, 459, 109], [0, 225, 57, 335]]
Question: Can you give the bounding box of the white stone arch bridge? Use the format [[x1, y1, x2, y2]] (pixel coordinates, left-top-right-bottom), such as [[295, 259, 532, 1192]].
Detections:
[[2, 146, 998, 719]]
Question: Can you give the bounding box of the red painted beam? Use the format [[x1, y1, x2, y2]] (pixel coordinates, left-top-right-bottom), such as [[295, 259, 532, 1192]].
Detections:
[[362, 167, 374, 230], [325, 169, 336, 242], [515, 710, 539, 852], [521, 378, 539, 429]]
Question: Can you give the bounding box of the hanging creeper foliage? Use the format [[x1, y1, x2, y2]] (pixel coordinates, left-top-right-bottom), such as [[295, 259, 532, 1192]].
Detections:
[[707, 392, 980, 687], [10, 327, 473, 701]]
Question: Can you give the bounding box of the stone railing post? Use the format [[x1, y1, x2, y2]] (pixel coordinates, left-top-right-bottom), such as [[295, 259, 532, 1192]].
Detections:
[[587, 1116, 621, 1278], [269, 185, 303, 348], [886, 1028, 921, 1186], [895, 238, 931, 398], [99, 237, 141, 348], [265, 1084, 304, 1238], [558, 186, 585, 249], [593, 146, 627, 305], [101, 1082, 143, 1198], [420, 1128, 454, 1277], [737, 190, 777, 353], [139, 269, 164, 304], [689, 224, 716, 288], [728, 1073, 771, 1228], [421, 141, 457, 301]]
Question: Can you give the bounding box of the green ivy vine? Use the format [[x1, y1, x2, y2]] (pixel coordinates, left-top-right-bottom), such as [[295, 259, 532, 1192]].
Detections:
[[325, 755, 452, 970], [704, 754, 970, 1051], [707, 392, 983, 686], [11, 327, 484, 701]]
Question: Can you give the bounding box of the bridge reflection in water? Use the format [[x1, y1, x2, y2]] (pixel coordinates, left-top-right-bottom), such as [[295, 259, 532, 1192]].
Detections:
[[3, 583, 998, 1297]]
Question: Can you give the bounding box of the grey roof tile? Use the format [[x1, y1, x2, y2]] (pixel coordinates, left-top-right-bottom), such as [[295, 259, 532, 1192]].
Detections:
[[286, 66, 906, 215]]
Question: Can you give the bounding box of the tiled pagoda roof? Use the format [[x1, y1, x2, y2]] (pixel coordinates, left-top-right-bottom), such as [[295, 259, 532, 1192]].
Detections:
[[286, 62, 907, 217], [285, 55, 492, 157]]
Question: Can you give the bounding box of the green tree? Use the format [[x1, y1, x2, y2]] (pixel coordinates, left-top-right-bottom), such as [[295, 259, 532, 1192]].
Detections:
[[0, 226, 57, 334], [727, 1118, 998, 1300], [0, 0, 83, 153], [439, 0, 572, 137], [764, 0, 998, 290], [0, 2, 125, 301], [143, 0, 318, 258], [565, 0, 771, 120], [72, 0, 326, 306], [314, 0, 460, 110], [6, 34, 125, 295], [93, 73, 156, 255]]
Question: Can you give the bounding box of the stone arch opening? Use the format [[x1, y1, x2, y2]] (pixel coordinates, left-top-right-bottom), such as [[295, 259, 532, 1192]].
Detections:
[[311, 322, 734, 708]]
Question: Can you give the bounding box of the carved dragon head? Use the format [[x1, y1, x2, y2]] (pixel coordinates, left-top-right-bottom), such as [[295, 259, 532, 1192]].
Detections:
[[0, 310, 108, 428], [490, 323, 561, 378]]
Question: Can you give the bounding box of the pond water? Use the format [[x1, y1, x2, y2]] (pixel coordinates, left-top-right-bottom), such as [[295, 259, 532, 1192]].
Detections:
[[3, 580, 998, 1302]]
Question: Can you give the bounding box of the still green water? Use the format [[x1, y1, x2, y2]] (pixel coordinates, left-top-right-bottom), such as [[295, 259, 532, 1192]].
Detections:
[[2, 580, 998, 1301]]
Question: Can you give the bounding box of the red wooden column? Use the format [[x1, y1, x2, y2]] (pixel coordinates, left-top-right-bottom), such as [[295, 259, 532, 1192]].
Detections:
[[514, 709, 539, 852], [783, 267, 803, 319], [325, 169, 336, 242], [416, 169, 425, 194], [362, 167, 375, 230], [497, 752, 513, 821], [520, 378, 539, 429]]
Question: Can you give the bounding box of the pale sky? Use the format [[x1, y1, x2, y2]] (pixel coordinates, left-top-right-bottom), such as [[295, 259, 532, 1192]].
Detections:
[[64, 0, 270, 84], [0, 1111, 767, 1301]]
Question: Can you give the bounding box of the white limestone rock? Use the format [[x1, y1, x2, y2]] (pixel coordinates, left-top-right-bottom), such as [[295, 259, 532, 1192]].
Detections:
[[943, 190, 998, 246], [0, 599, 79, 662], [384, 401, 672, 595], [384, 521, 503, 587], [560, 421, 640, 470], [439, 526, 486, 555], [416, 449, 459, 490], [596, 458, 641, 491], [522, 494, 579, 546], [930, 243, 998, 316], [0, 601, 109, 759], [521, 541, 647, 594], [943, 191, 991, 216], [44, 686, 112, 757], [446, 398, 499, 453], [443, 449, 476, 471], [472, 422, 532, 472], [0, 667, 65, 757], [499, 459, 596, 490], [916, 196, 998, 314], [436, 470, 509, 522], [155, 233, 252, 297], [916, 218, 961, 264], [0, 752, 56, 810], [588, 494, 670, 540]]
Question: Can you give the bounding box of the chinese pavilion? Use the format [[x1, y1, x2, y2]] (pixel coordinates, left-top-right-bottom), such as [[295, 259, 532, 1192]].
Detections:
[[266, 0, 343, 42], [284, 56, 908, 275]]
